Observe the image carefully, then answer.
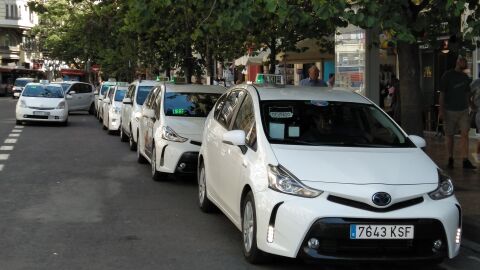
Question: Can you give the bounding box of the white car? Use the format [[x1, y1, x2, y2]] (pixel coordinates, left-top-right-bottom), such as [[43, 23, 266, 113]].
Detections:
[[60, 81, 95, 114], [12, 77, 35, 98], [95, 81, 117, 119], [102, 85, 127, 134], [137, 83, 225, 181], [16, 83, 70, 125], [198, 84, 461, 265], [120, 80, 157, 150]]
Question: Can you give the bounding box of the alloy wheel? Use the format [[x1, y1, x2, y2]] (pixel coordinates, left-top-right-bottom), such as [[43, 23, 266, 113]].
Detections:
[[243, 201, 254, 253], [198, 166, 206, 204]]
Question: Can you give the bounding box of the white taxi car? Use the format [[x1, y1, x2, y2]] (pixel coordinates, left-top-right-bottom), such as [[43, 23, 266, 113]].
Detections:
[[197, 81, 461, 265], [137, 82, 225, 181], [102, 85, 128, 134], [120, 80, 157, 150], [16, 82, 70, 125]]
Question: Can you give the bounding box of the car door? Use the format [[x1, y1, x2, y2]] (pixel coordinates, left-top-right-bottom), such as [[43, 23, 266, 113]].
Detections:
[[140, 86, 160, 156], [206, 89, 246, 209], [146, 87, 163, 158], [78, 83, 93, 110], [122, 85, 135, 135], [226, 93, 258, 221], [67, 83, 81, 111], [103, 87, 115, 124]]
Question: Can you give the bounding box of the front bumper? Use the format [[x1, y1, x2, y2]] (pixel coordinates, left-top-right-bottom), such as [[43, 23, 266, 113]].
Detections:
[[155, 139, 202, 174], [254, 189, 461, 262], [16, 107, 68, 122], [108, 113, 121, 131]]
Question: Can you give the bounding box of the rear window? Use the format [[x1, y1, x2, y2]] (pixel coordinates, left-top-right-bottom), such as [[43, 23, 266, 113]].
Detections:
[[136, 86, 154, 105], [22, 85, 64, 98], [114, 89, 127, 102], [164, 92, 221, 117]]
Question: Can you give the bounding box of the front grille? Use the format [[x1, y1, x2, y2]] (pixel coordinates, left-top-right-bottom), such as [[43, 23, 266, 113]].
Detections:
[[28, 106, 55, 110], [301, 218, 447, 260], [190, 140, 202, 146], [24, 115, 49, 119], [327, 195, 424, 212]]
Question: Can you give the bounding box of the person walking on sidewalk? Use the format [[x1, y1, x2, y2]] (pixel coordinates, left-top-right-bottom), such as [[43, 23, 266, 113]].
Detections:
[[439, 57, 476, 169], [471, 77, 480, 162]]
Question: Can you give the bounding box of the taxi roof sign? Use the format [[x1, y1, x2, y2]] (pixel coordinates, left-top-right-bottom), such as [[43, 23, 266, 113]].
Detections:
[[170, 76, 187, 84], [255, 74, 285, 87]]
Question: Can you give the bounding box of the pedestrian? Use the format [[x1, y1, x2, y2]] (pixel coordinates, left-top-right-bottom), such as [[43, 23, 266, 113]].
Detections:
[[471, 76, 480, 162], [439, 56, 476, 169], [327, 73, 335, 87], [390, 77, 401, 124], [300, 66, 328, 87]]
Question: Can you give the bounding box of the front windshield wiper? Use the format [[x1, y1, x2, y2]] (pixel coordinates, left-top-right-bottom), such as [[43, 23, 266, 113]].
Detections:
[[319, 142, 396, 148], [270, 138, 319, 145]]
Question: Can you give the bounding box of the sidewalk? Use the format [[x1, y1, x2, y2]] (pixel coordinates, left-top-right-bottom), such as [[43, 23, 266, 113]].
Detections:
[[423, 133, 480, 243]]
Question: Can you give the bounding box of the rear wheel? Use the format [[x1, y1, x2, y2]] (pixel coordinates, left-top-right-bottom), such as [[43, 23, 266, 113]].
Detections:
[[242, 191, 269, 264], [88, 103, 95, 115], [120, 125, 128, 142], [198, 163, 215, 213], [136, 139, 147, 164]]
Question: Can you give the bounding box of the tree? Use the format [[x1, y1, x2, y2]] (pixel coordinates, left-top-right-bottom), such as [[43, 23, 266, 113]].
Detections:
[[313, 0, 480, 134]]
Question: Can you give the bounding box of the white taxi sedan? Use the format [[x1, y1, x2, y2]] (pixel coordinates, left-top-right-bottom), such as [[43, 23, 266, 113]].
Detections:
[[16, 83, 70, 125], [102, 85, 127, 134], [197, 83, 461, 265], [137, 83, 225, 181]]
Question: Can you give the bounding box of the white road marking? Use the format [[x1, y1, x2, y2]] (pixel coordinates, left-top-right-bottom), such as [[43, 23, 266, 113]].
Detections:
[[14, 126, 24, 129], [12, 129, 22, 133], [0, 154, 9, 160], [4, 139, 17, 144], [0, 145, 14, 151], [0, 164, 4, 171], [9, 133, 20, 137]]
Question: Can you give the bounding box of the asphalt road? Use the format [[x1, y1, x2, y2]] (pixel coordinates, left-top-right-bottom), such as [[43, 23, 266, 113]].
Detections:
[[0, 97, 479, 270]]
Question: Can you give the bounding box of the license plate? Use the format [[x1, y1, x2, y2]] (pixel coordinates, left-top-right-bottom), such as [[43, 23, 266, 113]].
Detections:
[[33, 111, 50, 116], [14, 92, 20, 97], [350, 224, 414, 239]]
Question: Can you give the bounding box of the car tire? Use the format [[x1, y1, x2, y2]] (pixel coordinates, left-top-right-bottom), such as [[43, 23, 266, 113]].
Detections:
[[198, 163, 215, 213], [129, 127, 137, 151], [242, 191, 269, 264], [88, 103, 95, 115], [136, 140, 147, 164], [16, 120, 22, 125], [151, 145, 167, 181], [62, 119, 69, 126], [120, 126, 128, 142]]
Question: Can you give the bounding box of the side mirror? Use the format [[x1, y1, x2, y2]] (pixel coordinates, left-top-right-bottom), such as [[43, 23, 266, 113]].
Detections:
[[143, 108, 155, 119], [66, 94, 73, 100], [103, 98, 111, 104], [409, 135, 426, 148], [222, 130, 246, 146], [123, 97, 133, 105], [69, 91, 76, 95]]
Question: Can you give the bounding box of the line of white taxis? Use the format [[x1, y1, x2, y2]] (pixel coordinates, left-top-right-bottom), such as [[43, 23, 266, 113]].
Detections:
[[91, 76, 461, 266]]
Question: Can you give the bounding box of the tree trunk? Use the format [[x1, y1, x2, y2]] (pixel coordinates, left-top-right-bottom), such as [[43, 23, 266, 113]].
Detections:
[[184, 45, 193, 83], [397, 41, 424, 135], [206, 44, 214, 85], [269, 36, 276, 74]]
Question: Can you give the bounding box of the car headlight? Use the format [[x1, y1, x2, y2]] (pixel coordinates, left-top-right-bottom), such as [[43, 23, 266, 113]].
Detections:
[[56, 101, 66, 109], [19, 100, 27, 108], [428, 169, 454, 200], [161, 126, 188, 142], [111, 106, 121, 114], [268, 165, 322, 198]]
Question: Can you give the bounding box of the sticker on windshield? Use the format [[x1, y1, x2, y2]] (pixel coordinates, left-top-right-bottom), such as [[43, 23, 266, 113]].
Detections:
[[269, 107, 293, 119], [172, 108, 186, 115], [310, 100, 329, 107]]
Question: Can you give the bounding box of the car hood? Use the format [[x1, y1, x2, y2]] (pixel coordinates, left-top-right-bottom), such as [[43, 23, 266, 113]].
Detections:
[[22, 97, 64, 108], [165, 116, 206, 141], [270, 144, 438, 186]]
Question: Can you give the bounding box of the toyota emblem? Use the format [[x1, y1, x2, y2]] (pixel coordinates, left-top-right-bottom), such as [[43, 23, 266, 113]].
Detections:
[[372, 192, 391, 206]]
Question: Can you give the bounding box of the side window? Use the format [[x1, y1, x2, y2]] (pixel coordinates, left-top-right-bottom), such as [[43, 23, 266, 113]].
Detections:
[[78, 84, 89, 93], [70, 84, 80, 93], [213, 93, 228, 119], [217, 90, 245, 128], [128, 85, 135, 99], [153, 89, 163, 119], [108, 87, 115, 100], [145, 86, 159, 108], [232, 94, 257, 150]]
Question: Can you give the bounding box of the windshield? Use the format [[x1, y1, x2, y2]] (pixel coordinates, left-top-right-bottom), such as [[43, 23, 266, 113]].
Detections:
[[260, 100, 413, 148], [114, 89, 127, 102], [60, 83, 71, 92], [101, 84, 112, 95], [15, 79, 33, 87], [22, 85, 64, 98], [136, 86, 154, 105], [164, 92, 221, 117]]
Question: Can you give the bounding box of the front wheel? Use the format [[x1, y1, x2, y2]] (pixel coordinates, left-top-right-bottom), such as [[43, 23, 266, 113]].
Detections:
[[129, 127, 137, 151], [242, 191, 269, 264], [120, 126, 128, 142], [16, 120, 22, 125], [136, 139, 147, 164], [151, 146, 167, 181], [198, 163, 215, 213]]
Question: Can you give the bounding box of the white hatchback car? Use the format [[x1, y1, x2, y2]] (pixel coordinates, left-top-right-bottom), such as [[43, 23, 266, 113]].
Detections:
[[120, 80, 157, 150], [198, 84, 461, 265], [102, 85, 128, 134], [137, 83, 225, 180], [16, 83, 70, 125], [60, 81, 95, 114]]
